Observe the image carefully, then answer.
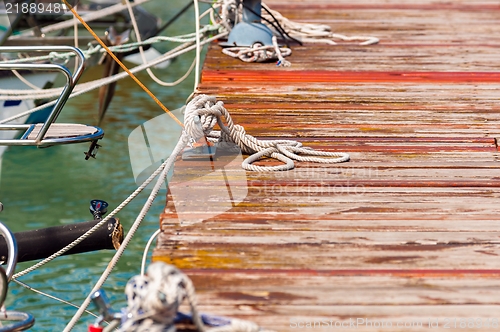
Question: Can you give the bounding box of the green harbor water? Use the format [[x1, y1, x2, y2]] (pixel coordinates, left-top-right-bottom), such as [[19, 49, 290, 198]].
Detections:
[[0, 2, 207, 329]]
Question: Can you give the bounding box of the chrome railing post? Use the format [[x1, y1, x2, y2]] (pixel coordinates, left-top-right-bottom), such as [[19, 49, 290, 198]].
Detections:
[[0, 46, 86, 143]]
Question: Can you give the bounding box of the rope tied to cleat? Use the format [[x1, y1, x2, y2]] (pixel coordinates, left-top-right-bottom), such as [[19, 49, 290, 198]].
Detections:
[[261, 3, 379, 46], [119, 262, 274, 332], [216, 0, 379, 65], [184, 95, 350, 171], [222, 36, 291, 67]]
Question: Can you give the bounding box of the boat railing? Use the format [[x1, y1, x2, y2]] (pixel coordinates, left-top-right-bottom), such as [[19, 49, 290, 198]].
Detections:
[[0, 45, 104, 147]]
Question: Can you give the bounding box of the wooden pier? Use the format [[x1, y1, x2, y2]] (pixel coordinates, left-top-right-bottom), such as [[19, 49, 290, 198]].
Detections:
[[154, 1, 500, 330]]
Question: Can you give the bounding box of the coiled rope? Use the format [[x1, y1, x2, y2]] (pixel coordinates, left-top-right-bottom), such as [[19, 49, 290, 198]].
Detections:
[[184, 95, 350, 171], [217, 0, 379, 65], [261, 3, 379, 46], [222, 35, 291, 67], [216, 0, 291, 65]]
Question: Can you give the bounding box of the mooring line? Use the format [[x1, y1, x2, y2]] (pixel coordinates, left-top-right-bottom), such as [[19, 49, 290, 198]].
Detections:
[[63, 133, 189, 332], [61, 0, 185, 128], [12, 279, 99, 319]]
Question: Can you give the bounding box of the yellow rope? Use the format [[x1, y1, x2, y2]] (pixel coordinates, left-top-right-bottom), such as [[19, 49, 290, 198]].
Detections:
[[61, 0, 185, 128]]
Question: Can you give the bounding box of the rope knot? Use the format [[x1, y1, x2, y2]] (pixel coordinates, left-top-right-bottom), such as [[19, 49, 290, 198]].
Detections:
[[222, 36, 292, 66], [121, 263, 187, 331], [184, 95, 222, 141], [120, 262, 274, 332], [183, 94, 350, 171], [48, 52, 71, 65]]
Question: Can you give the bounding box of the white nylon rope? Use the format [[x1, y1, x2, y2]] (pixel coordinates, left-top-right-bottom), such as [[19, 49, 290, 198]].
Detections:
[[222, 36, 291, 66], [1, 29, 218, 70], [10, 70, 42, 90], [140, 229, 161, 276], [194, 0, 202, 90], [12, 141, 182, 279], [63, 133, 190, 332], [12, 279, 99, 319], [13, 0, 151, 37], [184, 95, 350, 171], [261, 2, 379, 45], [0, 26, 223, 100], [123, 0, 210, 87], [218, 0, 378, 64], [120, 262, 275, 332]]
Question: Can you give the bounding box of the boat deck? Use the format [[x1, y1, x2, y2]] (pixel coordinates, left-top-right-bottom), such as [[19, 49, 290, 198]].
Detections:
[[154, 1, 500, 330]]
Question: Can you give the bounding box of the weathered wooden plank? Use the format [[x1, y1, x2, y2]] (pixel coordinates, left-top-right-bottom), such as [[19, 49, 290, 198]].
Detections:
[[180, 303, 500, 332], [162, 215, 500, 232], [205, 45, 500, 72], [180, 272, 500, 332], [266, 2, 500, 10], [155, 240, 500, 270], [160, 189, 500, 221], [168, 162, 500, 183], [197, 83, 500, 111], [188, 273, 500, 305], [203, 70, 500, 83], [253, 3, 500, 46]]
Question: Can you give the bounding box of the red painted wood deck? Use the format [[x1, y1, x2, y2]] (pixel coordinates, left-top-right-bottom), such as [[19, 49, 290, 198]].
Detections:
[[154, 1, 500, 330]]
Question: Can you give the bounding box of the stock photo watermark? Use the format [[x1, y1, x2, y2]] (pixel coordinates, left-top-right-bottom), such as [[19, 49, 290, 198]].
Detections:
[[255, 179, 368, 197], [128, 111, 248, 222], [290, 317, 500, 329], [256, 166, 380, 198], [1, 0, 77, 28]]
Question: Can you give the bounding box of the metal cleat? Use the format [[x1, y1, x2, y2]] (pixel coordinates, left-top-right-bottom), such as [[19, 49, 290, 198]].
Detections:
[[89, 289, 121, 332], [220, 0, 274, 47]]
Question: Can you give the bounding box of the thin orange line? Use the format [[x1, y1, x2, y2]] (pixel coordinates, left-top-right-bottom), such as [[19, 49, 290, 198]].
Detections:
[[62, 0, 185, 128]]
